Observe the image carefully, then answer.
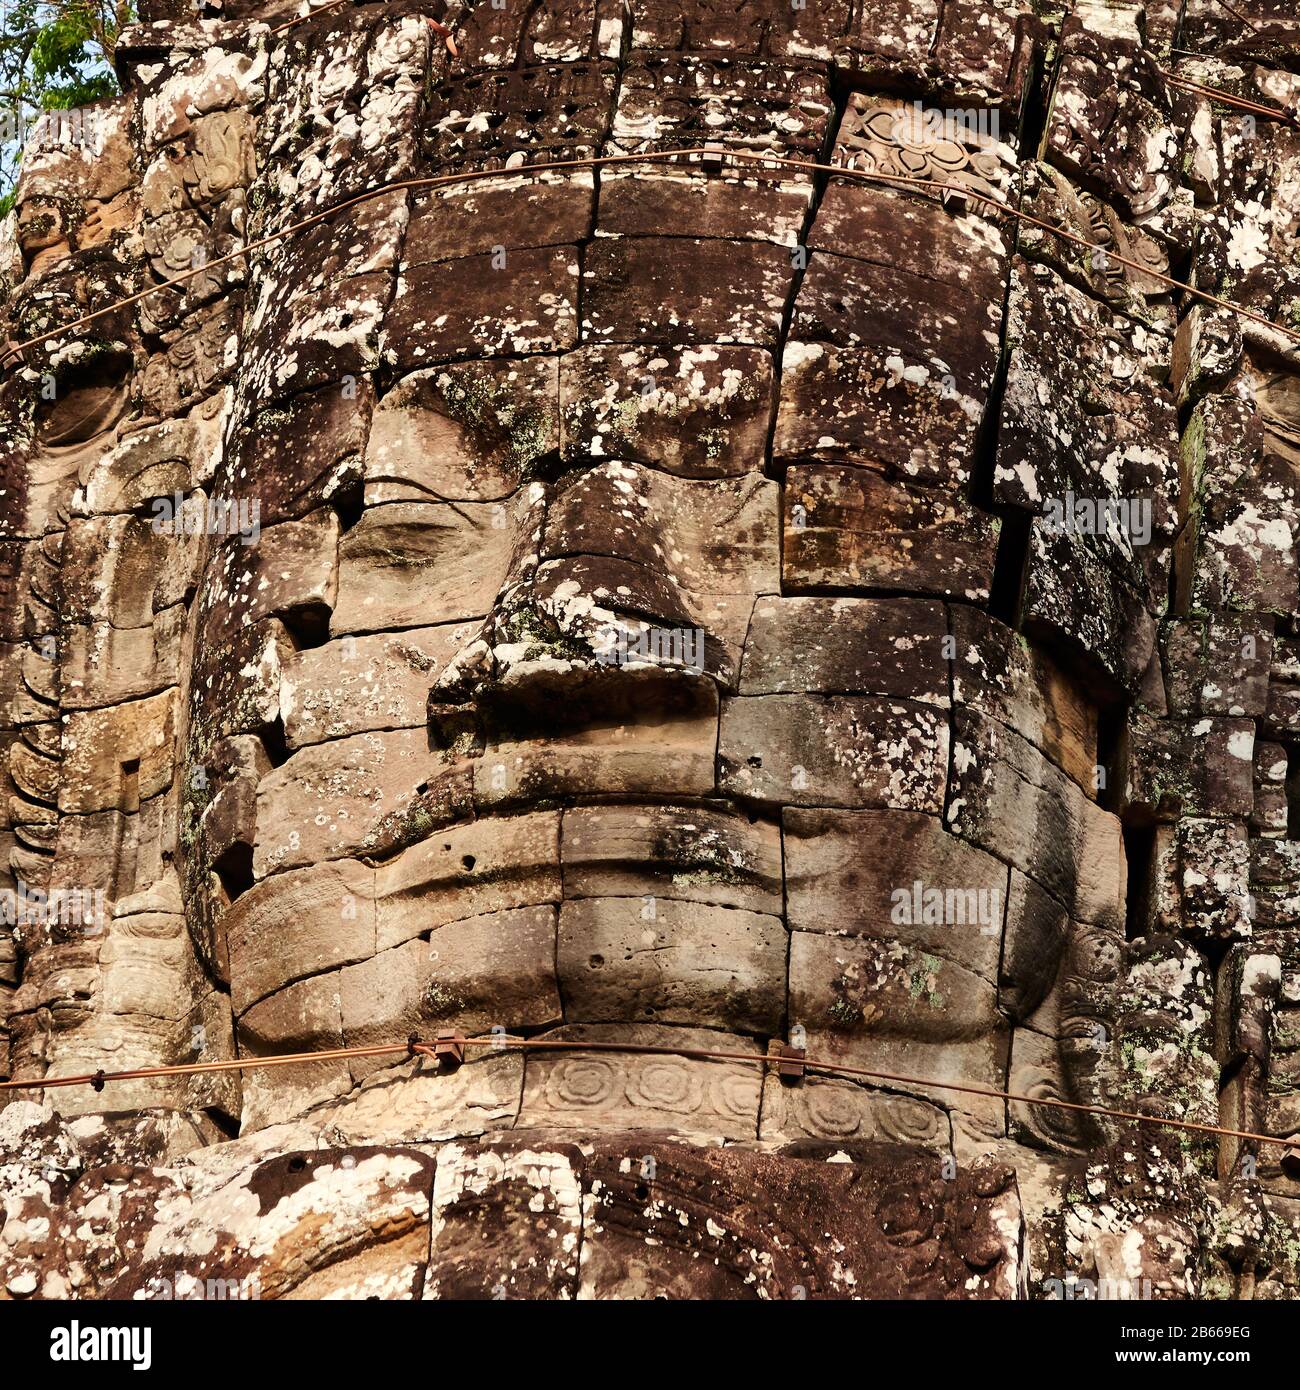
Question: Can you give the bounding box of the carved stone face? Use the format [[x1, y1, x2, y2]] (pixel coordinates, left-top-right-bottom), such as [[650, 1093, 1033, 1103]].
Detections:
[[197, 90, 1069, 1162], [3, 0, 1300, 1301]]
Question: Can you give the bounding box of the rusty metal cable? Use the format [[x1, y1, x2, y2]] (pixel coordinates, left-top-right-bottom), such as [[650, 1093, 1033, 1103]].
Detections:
[[1159, 67, 1300, 126], [3, 143, 1299, 372], [268, 0, 353, 34], [1211, 0, 1263, 32], [2, 1030, 1296, 1154]]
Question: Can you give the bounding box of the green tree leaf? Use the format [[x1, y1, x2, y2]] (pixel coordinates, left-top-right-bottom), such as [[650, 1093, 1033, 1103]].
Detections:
[[1, 1, 133, 211]]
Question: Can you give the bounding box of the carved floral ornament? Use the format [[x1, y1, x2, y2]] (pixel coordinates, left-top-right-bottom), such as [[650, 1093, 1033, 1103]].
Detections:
[[837, 95, 1017, 205]]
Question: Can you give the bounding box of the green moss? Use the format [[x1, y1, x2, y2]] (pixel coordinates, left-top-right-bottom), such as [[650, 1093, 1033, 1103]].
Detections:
[[611, 397, 646, 434], [253, 404, 297, 432], [500, 603, 590, 664], [828, 996, 861, 1028], [177, 768, 212, 854], [909, 953, 945, 1007], [421, 981, 465, 1018], [361, 796, 442, 859], [434, 370, 550, 475]]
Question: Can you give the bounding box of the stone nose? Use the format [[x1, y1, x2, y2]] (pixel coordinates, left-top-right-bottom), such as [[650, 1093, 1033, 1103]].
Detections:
[[427, 459, 777, 744], [351, 360, 778, 743]]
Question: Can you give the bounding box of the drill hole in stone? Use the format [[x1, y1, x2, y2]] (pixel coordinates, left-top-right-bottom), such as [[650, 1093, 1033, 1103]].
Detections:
[[330, 475, 364, 534], [120, 758, 141, 815], [213, 841, 255, 904], [260, 717, 292, 769], [279, 602, 332, 651]]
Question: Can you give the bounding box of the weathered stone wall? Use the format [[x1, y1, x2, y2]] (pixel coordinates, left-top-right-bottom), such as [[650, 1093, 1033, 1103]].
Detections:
[[0, 0, 1299, 1299]]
